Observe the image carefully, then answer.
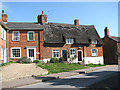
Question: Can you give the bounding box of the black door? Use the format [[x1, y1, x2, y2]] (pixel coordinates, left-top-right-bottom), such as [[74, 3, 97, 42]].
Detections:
[[78, 51, 82, 61], [62, 50, 67, 61]]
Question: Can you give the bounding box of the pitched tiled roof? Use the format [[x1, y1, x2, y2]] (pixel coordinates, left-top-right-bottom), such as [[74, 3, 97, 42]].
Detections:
[[109, 36, 120, 43], [6, 22, 103, 44], [6, 22, 45, 30]]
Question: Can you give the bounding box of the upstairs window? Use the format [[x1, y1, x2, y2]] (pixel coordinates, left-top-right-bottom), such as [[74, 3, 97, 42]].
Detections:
[[28, 31, 35, 41], [91, 40, 97, 44], [91, 49, 98, 56], [12, 31, 20, 41], [66, 38, 74, 44], [1, 27, 3, 39], [52, 50, 60, 58]]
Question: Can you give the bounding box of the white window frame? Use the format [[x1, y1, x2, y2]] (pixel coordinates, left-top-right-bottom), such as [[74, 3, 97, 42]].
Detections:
[[91, 49, 98, 56], [66, 38, 74, 44], [28, 31, 35, 41], [12, 31, 20, 41], [4, 30, 6, 40], [70, 48, 75, 57], [91, 40, 97, 44], [52, 49, 60, 58], [11, 47, 21, 58], [1, 26, 3, 39], [1, 48, 3, 60]]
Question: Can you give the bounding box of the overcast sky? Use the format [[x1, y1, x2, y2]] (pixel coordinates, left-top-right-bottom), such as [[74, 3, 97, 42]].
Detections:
[[0, 2, 118, 37]]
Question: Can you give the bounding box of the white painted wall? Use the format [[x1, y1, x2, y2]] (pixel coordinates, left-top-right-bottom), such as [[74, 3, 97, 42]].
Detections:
[[84, 56, 104, 64], [43, 58, 51, 63]]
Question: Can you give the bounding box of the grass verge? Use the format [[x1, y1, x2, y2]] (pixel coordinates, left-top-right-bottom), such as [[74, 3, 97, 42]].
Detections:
[[86, 64, 106, 67], [0, 61, 17, 67], [37, 63, 87, 74]]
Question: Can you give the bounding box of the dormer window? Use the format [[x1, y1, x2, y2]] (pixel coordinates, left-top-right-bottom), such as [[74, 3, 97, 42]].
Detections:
[[66, 38, 74, 44], [91, 40, 97, 44]]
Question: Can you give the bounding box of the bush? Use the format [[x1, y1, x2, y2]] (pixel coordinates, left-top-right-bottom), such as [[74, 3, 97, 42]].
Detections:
[[33, 60, 39, 63], [18, 56, 32, 64], [59, 57, 65, 63], [50, 58, 59, 63]]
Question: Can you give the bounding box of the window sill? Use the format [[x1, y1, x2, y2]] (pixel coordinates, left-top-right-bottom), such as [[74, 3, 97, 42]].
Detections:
[[91, 56, 98, 57], [27, 40, 35, 41], [12, 40, 20, 41], [10, 57, 21, 59]]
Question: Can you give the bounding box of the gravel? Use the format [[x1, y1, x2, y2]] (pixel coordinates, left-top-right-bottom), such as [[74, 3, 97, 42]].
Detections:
[[1, 63, 48, 82]]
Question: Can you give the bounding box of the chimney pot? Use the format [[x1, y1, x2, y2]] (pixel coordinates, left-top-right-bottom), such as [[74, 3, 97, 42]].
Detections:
[[42, 11, 44, 14], [2, 10, 7, 22], [74, 19, 79, 26], [104, 27, 109, 37], [2, 10, 4, 14]]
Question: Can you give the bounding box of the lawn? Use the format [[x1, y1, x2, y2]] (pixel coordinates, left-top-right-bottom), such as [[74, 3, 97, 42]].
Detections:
[[37, 63, 88, 74]]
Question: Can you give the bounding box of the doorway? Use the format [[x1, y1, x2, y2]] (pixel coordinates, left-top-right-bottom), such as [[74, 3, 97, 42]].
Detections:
[[78, 50, 83, 61], [62, 50, 67, 61], [27, 47, 36, 62]]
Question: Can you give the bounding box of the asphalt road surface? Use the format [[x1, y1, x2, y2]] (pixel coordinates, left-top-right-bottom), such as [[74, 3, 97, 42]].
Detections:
[[18, 65, 119, 89]]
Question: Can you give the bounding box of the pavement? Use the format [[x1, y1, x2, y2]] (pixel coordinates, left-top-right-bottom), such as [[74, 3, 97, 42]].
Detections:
[[2, 65, 118, 88]]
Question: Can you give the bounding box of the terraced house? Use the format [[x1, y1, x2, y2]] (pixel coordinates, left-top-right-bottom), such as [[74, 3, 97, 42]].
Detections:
[[1, 10, 104, 64], [0, 10, 7, 63]]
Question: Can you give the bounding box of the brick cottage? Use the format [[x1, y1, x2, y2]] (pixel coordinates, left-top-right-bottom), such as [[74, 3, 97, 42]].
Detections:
[[1, 10, 104, 64], [103, 27, 120, 64]]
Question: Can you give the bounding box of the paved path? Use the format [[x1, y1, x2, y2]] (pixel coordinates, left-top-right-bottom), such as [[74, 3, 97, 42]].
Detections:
[[17, 65, 119, 88]]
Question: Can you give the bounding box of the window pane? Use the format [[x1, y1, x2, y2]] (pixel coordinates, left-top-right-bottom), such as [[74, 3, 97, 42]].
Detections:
[[12, 49, 20, 57], [52, 50, 59, 58], [28, 32, 34, 41], [13, 32, 19, 41], [29, 49, 34, 57], [92, 49, 97, 56]]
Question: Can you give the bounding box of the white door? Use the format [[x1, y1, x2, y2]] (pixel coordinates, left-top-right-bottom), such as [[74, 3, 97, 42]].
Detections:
[[27, 47, 36, 62], [4, 48, 7, 63]]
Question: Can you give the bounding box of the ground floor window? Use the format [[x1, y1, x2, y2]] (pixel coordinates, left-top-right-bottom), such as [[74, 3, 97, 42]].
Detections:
[[91, 49, 98, 56], [70, 48, 75, 57], [11, 47, 21, 58], [1, 48, 3, 60], [52, 50, 60, 58]]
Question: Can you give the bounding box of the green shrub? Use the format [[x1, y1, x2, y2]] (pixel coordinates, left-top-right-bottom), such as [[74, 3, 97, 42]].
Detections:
[[59, 57, 65, 63], [50, 58, 59, 63], [18, 56, 32, 64], [33, 60, 39, 63]]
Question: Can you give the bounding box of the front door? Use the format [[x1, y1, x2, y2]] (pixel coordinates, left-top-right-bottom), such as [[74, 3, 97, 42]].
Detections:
[[78, 50, 82, 61], [62, 50, 67, 61], [27, 48, 36, 62]]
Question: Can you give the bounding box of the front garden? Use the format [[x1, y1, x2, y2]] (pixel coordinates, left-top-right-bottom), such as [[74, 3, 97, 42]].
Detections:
[[0, 57, 106, 75]]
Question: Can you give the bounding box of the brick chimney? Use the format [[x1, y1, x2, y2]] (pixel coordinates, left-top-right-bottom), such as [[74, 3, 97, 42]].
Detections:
[[2, 10, 7, 22], [104, 27, 109, 37], [74, 19, 79, 26], [38, 11, 47, 24]]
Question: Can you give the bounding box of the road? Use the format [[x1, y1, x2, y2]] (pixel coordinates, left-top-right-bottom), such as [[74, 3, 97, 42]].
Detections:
[[18, 65, 119, 88]]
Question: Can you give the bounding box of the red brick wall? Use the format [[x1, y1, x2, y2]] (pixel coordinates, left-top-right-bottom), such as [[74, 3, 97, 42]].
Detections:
[[43, 44, 103, 59], [8, 30, 44, 61], [103, 37, 118, 64], [117, 43, 120, 64], [84, 44, 103, 57]]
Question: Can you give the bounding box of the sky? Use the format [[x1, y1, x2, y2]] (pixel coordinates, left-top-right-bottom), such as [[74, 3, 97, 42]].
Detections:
[[0, 2, 118, 37]]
